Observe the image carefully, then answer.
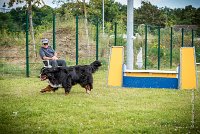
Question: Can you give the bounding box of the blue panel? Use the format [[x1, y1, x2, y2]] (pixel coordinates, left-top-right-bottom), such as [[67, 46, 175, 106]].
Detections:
[[123, 76, 178, 89]]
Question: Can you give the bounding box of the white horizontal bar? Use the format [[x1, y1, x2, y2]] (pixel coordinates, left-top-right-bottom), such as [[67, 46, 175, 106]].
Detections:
[[124, 69, 177, 74]]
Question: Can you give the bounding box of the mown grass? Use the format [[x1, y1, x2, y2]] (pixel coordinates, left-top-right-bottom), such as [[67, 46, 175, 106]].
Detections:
[[0, 70, 200, 134]]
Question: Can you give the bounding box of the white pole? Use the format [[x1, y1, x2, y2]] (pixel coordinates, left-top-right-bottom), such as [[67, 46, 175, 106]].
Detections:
[[127, 0, 134, 70], [102, 0, 104, 36]]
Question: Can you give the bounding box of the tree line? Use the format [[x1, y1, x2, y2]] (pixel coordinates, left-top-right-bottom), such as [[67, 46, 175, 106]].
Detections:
[[0, 0, 200, 33]]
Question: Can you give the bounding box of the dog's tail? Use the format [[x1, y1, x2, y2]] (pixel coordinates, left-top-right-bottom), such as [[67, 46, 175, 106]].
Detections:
[[90, 60, 102, 73]]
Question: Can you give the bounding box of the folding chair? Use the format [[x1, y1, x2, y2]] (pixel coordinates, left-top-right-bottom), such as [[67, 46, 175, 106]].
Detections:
[[43, 60, 52, 68]]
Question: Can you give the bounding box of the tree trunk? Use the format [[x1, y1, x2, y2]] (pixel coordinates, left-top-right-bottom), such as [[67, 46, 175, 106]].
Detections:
[[28, 1, 37, 57], [83, 0, 90, 52]]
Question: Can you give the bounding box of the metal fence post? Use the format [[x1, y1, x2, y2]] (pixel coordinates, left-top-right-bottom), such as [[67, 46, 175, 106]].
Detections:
[[182, 28, 184, 47], [76, 15, 79, 65], [96, 19, 99, 60], [53, 13, 56, 50], [192, 29, 194, 47], [114, 22, 117, 46], [170, 27, 173, 69], [26, 10, 29, 77], [158, 26, 160, 70], [145, 25, 148, 70]]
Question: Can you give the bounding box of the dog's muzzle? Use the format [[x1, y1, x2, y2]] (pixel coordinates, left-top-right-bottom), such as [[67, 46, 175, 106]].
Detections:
[[40, 74, 47, 81]]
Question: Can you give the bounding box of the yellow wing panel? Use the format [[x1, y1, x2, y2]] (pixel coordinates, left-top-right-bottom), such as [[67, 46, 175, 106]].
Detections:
[[180, 47, 197, 90], [107, 46, 124, 87]]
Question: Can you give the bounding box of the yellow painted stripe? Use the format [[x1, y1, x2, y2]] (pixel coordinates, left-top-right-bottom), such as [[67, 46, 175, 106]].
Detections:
[[180, 47, 197, 90], [107, 46, 124, 86], [125, 72, 177, 78]]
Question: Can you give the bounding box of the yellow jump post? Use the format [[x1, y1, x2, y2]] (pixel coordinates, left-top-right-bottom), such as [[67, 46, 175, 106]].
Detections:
[[180, 47, 197, 90], [107, 46, 124, 87]]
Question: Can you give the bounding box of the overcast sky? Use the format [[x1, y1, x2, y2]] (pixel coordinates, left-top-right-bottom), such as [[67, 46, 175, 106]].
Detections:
[[1, 0, 200, 9]]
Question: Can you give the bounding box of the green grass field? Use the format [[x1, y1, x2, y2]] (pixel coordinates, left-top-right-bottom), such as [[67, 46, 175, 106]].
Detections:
[[0, 70, 200, 134]]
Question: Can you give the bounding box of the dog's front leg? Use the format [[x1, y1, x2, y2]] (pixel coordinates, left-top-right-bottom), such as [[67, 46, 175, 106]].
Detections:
[[89, 83, 93, 91], [64, 85, 72, 95], [63, 78, 72, 95], [62, 84, 72, 95], [85, 85, 91, 94], [40, 85, 54, 93]]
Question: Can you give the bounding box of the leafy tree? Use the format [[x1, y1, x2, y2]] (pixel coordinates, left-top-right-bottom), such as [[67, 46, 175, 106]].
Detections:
[[8, 0, 46, 57], [194, 8, 200, 25], [88, 0, 122, 24], [177, 5, 196, 24], [135, 1, 165, 26], [9, 7, 27, 30], [0, 12, 12, 31], [172, 5, 200, 26], [1, 0, 200, 39], [32, 5, 53, 26], [161, 7, 176, 27]]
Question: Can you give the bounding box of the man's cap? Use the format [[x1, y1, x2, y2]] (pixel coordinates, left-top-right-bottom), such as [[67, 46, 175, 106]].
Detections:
[[41, 38, 49, 44]]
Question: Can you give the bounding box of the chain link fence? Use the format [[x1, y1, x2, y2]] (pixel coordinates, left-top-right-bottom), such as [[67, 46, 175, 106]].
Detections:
[[0, 11, 200, 77], [0, 12, 111, 78], [115, 24, 200, 70]]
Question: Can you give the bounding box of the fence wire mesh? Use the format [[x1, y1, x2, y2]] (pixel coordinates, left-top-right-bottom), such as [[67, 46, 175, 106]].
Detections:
[[0, 11, 200, 77]]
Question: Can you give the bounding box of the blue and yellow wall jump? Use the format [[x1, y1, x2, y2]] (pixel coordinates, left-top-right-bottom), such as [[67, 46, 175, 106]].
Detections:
[[107, 46, 197, 90]]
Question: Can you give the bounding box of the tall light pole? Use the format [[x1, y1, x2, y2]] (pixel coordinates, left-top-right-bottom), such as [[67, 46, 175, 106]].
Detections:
[[127, 0, 134, 70]]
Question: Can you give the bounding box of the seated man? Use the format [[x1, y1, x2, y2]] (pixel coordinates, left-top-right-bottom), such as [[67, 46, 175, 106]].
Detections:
[[39, 38, 66, 93], [39, 38, 66, 67]]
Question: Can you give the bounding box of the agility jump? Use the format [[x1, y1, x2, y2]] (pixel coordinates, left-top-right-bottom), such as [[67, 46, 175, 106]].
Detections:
[[108, 46, 197, 90]]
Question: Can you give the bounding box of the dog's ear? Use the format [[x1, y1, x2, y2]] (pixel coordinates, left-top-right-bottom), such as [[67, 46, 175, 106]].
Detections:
[[41, 67, 56, 73], [91, 60, 102, 67], [41, 67, 46, 72], [94, 60, 102, 66], [41, 67, 50, 74]]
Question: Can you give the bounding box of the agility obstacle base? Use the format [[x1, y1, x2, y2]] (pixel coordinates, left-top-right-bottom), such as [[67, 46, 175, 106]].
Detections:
[[108, 46, 197, 90]]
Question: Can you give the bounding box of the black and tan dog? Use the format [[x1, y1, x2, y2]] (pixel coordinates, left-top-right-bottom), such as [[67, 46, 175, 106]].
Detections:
[[40, 60, 102, 95]]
